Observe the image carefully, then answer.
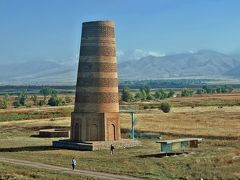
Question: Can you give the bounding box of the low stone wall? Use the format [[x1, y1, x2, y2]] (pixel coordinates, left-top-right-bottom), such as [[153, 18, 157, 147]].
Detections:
[[52, 139, 141, 151]]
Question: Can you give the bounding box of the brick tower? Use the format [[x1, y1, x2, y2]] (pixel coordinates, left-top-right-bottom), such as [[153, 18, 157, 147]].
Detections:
[[70, 21, 120, 141]]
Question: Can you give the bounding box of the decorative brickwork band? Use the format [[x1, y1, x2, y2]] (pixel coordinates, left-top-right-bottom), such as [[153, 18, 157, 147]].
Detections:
[[75, 92, 119, 103], [81, 39, 115, 46], [74, 103, 119, 113], [77, 72, 118, 78], [82, 26, 115, 38], [76, 87, 118, 93], [80, 46, 116, 57], [78, 62, 117, 72], [79, 56, 116, 63], [76, 78, 118, 87]]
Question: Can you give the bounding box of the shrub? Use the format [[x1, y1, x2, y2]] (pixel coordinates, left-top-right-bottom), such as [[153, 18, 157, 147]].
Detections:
[[38, 100, 45, 106], [167, 90, 175, 98], [31, 95, 38, 105], [154, 89, 167, 99], [0, 95, 9, 109], [196, 89, 206, 94], [48, 96, 64, 106], [159, 102, 171, 113], [181, 88, 194, 97], [143, 105, 151, 109], [122, 87, 133, 102], [13, 99, 21, 108], [39, 87, 58, 103], [16, 90, 28, 106], [0, 99, 7, 109]]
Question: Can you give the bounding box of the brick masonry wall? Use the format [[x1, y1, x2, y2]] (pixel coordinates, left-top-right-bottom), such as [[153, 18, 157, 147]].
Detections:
[[71, 21, 120, 141]]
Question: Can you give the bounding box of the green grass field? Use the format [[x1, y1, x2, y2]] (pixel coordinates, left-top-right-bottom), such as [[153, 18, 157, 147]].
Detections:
[[0, 107, 239, 179], [0, 93, 240, 179]]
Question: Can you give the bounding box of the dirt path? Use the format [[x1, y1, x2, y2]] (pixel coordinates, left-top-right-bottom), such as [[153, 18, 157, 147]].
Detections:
[[0, 157, 141, 180]]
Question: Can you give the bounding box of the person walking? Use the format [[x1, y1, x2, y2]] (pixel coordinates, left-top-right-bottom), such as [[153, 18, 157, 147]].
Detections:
[[71, 158, 77, 170], [110, 144, 115, 155]]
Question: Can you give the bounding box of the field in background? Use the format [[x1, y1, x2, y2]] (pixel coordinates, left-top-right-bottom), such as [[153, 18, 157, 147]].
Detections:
[[0, 91, 239, 179]]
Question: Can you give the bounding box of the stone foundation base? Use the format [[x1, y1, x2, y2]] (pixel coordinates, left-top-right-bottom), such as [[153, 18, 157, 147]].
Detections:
[[52, 139, 140, 151]]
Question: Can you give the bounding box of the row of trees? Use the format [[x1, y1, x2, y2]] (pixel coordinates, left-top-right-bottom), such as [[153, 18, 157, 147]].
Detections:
[[0, 87, 73, 109], [181, 85, 233, 97], [196, 85, 233, 95], [122, 85, 234, 102], [122, 86, 175, 102]]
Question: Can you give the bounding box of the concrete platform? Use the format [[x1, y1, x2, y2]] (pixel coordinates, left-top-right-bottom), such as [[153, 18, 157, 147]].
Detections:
[[52, 139, 140, 151]]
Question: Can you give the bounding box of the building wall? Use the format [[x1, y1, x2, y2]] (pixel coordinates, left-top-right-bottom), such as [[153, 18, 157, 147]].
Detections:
[[71, 20, 120, 142], [71, 112, 120, 141]]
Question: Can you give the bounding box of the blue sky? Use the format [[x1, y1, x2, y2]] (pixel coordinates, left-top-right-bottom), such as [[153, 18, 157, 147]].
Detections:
[[0, 0, 240, 63]]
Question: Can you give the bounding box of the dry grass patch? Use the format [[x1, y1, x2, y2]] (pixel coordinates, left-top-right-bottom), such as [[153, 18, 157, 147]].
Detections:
[[120, 106, 240, 138]]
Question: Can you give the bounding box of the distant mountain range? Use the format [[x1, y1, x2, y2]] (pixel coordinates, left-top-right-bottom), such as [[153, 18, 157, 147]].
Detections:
[[118, 50, 240, 80], [0, 50, 240, 85], [0, 60, 77, 85]]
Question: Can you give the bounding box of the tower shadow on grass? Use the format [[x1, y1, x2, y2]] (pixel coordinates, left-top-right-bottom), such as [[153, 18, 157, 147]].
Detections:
[[0, 146, 57, 152]]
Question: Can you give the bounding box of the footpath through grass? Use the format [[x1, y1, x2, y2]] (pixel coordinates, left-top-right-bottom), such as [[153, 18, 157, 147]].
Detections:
[[0, 162, 89, 180]]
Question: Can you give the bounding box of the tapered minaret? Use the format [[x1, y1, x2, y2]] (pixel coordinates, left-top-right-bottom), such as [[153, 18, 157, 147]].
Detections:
[[71, 21, 120, 141]]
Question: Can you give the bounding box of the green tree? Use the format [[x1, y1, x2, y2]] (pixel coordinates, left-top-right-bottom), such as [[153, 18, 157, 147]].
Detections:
[[154, 89, 167, 99], [221, 85, 233, 93], [0, 94, 10, 109], [121, 87, 133, 102], [31, 95, 38, 105], [12, 91, 28, 107], [181, 88, 194, 97], [159, 102, 171, 113], [143, 86, 150, 96], [38, 100, 45, 106], [48, 95, 63, 106], [0, 99, 7, 109], [13, 99, 21, 108], [39, 87, 58, 103], [167, 89, 175, 98], [216, 87, 221, 93], [196, 89, 206, 94], [202, 85, 214, 94]]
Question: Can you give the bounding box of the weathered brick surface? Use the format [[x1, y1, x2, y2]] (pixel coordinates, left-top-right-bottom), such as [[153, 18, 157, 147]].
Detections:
[[75, 92, 119, 103], [80, 46, 116, 57], [78, 62, 117, 72], [74, 103, 119, 113], [76, 77, 118, 87], [71, 20, 120, 142], [82, 26, 115, 38]]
